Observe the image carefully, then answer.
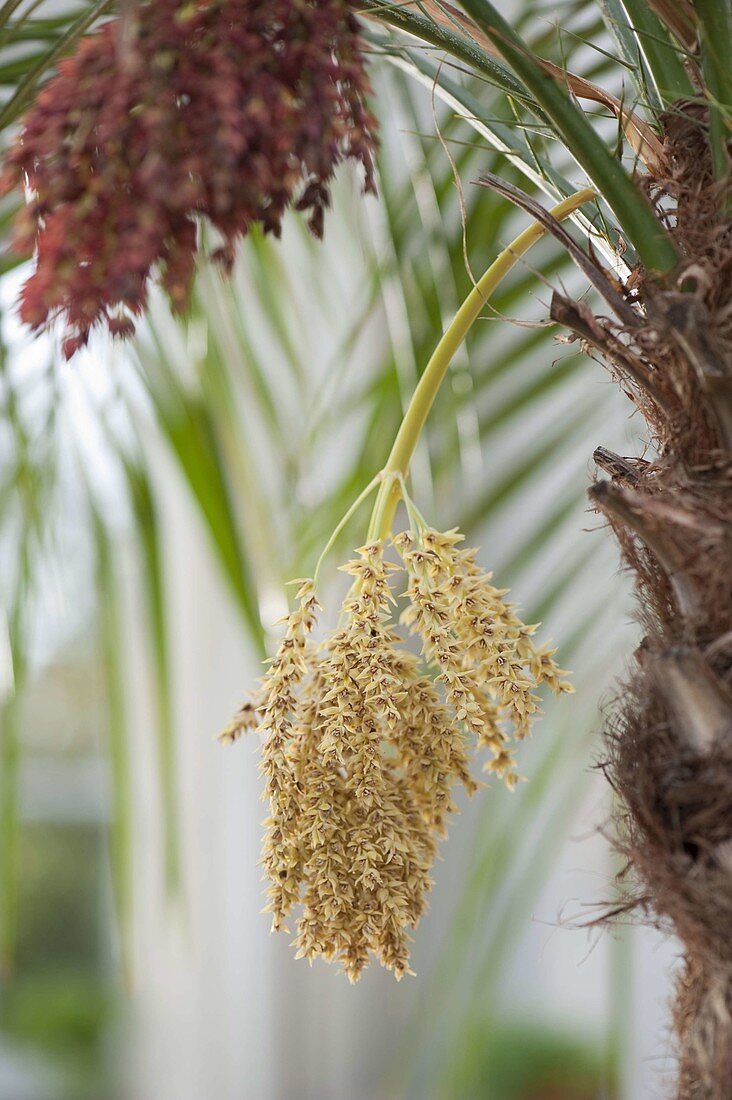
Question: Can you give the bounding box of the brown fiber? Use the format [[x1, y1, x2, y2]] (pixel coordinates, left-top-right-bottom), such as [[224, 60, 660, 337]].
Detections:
[[578, 102, 732, 1097]]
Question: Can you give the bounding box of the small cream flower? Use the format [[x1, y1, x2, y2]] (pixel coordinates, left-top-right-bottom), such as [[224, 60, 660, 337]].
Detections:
[[225, 529, 572, 981]]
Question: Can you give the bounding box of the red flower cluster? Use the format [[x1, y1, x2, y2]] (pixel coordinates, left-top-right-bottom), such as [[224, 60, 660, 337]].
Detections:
[[2, 0, 377, 357]]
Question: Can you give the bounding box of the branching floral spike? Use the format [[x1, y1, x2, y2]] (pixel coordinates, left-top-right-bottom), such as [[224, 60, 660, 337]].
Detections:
[[1, 0, 377, 357], [228, 529, 572, 982], [219, 196, 589, 982]]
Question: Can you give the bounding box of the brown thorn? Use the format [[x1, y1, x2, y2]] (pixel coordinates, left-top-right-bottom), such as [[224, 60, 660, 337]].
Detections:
[[650, 647, 732, 753], [705, 630, 732, 661], [646, 292, 732, 449], [593, 447, 642, 484], [551, 291, 672, 414], [588, 480, 700, 618]]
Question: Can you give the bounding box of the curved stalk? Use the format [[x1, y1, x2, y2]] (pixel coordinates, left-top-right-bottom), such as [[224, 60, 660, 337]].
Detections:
[[368, 187, 598, 539]]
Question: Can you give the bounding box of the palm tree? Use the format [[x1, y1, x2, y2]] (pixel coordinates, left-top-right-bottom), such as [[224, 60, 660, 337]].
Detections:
[[1, 1, 731, 1095], [369, 4, 732, 1093]]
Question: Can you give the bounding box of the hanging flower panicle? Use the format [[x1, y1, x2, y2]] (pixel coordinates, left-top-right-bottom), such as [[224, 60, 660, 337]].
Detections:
[[1, 0, 377, 358], [226, 528, 572, 982]]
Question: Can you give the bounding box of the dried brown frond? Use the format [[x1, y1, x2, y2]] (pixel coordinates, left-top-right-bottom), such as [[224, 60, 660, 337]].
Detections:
[[570, 97, 732, 1098]]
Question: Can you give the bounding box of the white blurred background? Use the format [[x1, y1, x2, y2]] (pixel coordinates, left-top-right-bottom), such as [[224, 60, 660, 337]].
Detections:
[[0, 7, 683, 1097]]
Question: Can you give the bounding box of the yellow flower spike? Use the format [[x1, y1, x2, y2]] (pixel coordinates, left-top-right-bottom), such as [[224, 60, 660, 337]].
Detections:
[[217, 699, 262, 745]]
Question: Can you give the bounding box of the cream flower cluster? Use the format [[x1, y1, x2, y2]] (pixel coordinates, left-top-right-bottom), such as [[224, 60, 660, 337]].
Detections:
[[223, 527, 572, 982]]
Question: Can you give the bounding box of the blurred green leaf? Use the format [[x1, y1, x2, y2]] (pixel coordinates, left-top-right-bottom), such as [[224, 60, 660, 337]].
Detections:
[[90, 505, 133, 983], [135, 337, 266, 657], [117, 459, 179, 897], [0, 0, 114, 131]]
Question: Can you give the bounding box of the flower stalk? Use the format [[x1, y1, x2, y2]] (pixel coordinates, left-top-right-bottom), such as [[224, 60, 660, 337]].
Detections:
[[369, 186, 598, 540]]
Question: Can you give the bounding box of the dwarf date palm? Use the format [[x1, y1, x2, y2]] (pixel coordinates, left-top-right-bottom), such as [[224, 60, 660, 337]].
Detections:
[[372, 5, 732, 1094], [1, 1, 732, 1096]]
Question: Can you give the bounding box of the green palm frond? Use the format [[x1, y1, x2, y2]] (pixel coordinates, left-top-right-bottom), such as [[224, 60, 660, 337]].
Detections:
[[117, 456, 180, 895], [367, 0, 678, 271], [607, 0, 694, 105], [0, 0, 113, 133], [693, 0, 732, 176]]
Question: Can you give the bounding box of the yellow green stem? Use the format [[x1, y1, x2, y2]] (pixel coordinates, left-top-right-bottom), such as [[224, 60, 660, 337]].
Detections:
[[369, 187, 598, 539]]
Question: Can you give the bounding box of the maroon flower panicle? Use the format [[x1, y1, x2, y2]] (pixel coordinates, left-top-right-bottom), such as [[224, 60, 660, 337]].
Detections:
[[2, 0, 377, 358]]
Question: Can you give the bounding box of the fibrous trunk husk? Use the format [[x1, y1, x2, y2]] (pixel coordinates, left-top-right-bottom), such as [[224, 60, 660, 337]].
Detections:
[[559, 103, 732, 1097]]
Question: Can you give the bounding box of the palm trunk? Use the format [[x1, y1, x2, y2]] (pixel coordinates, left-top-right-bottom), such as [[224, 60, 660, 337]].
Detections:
[[562, 104, 732, 1098]]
